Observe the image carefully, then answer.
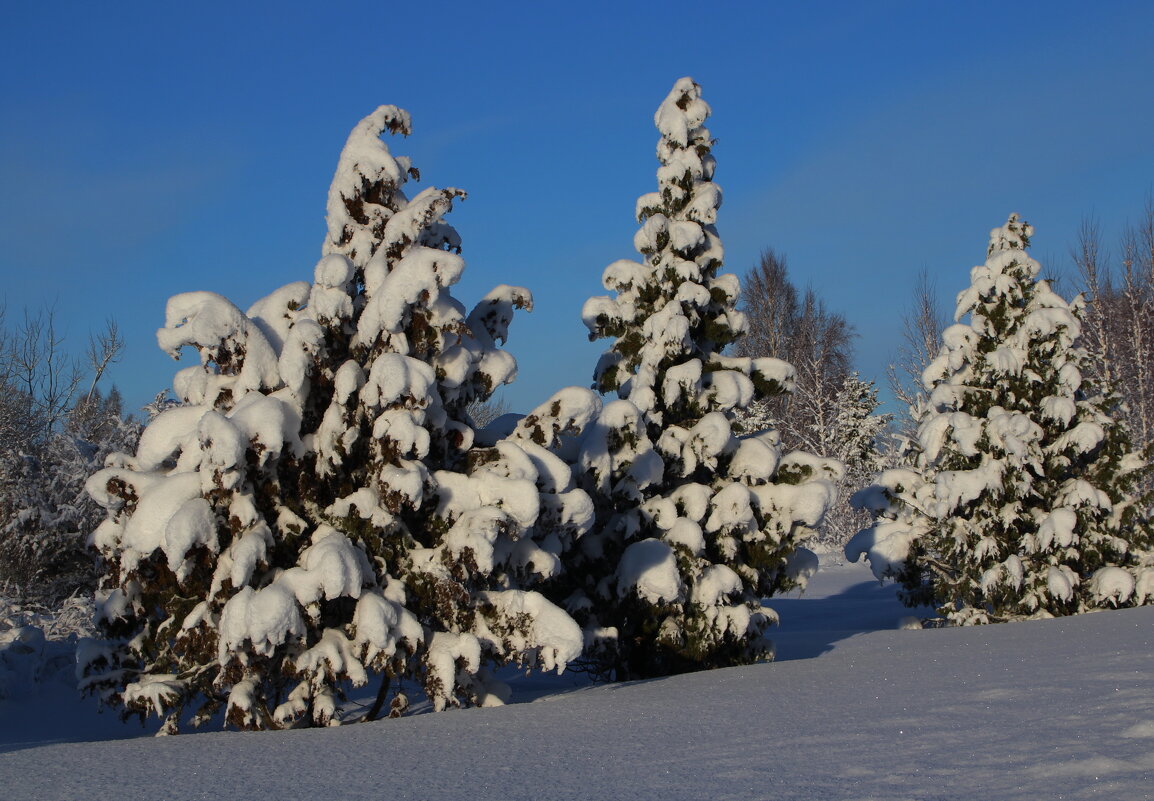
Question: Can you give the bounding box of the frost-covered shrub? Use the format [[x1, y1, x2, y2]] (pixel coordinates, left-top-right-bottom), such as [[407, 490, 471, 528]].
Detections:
[[80, 105, 587, 732], [0, 389, 140, 604], [564, 78, 837, 679], [848, 214, 1154, 623], [0, 593, 94, 698], [737, 372, 890, 555]]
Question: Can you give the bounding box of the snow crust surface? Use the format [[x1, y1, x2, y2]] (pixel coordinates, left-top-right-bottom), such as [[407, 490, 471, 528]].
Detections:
[[4, 562, 1154, 801]]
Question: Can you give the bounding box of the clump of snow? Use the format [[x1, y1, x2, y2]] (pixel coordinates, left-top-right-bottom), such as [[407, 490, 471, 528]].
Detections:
[[617, 539, 682, 604], [1088, 566, 1134, 606], [218, 584, 306, 662], [476, 589, 583, 673], [424, 631, 482, 712]]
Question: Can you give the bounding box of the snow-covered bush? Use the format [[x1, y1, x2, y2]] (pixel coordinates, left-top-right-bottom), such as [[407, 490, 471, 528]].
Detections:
[[848, 214, 1154, 623], [737, 372, 890, 555], [0, 388, 140, 603], [80, 105, 587, 732], [818, 374, 891, 553], [1073, 201, 1154, 483], [0, 593, 93, 698], [564, 78, 837, 679]]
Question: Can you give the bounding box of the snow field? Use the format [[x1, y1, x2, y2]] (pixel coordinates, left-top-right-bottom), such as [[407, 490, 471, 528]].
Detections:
[[3, 561, 1152, 801]]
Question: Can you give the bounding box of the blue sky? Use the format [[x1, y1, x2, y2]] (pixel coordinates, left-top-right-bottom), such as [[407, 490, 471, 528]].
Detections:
[[3, 0, 1153, 417]]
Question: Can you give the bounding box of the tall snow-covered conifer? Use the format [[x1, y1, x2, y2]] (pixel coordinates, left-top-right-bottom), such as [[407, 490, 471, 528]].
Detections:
[[570, 78, 837, 679], [80, 105, 586, 732], [849, 214, 1154, 623]]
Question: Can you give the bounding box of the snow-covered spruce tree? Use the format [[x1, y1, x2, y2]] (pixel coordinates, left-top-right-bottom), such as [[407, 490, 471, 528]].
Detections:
[[569, 78, 837, 679], [819, 374, 891, 552], [848, 214, 1154, 624], [80, 105, 585, 732]]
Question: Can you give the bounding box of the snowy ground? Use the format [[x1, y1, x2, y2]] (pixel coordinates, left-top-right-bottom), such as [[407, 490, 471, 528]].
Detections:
[[2, 560, 1152, 801]]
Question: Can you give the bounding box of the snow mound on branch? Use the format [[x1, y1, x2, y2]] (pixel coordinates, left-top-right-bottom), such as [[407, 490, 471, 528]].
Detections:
[[477, 590, 583, 673], [845, 519, 926, 583], [617, 539, 682, 604], [424, 631, 482, 712], [1088, 567, 1134, 607], [218, 584, 306, 662], [654, 77, 711, 148]]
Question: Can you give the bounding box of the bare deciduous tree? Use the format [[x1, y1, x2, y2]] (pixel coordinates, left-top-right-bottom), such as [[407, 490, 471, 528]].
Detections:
[[7, 307, 83, 442], [886, 268, 948, 425], [84, 319, 124, 404], [0, 308, 136, 602], [739, 249, 798, 362], [1071, 199, 1154, 461], [466, 394, 512, 429], [787, 289, 855, 455], [737, 250, 855, 456], [736, 250, 886, 553]]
